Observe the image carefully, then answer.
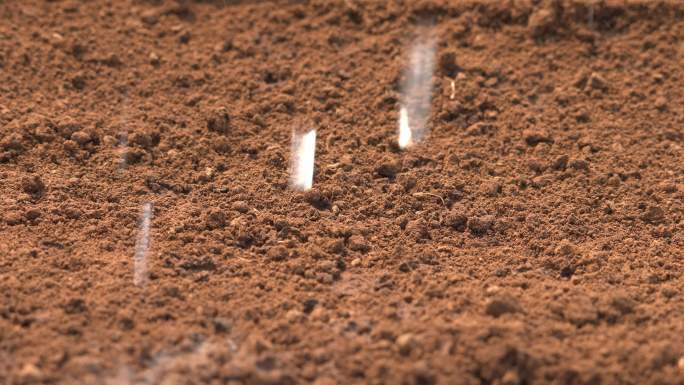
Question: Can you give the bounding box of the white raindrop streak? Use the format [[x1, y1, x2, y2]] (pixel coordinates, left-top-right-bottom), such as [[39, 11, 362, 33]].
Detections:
[[118, 131, 128, 171], [133, 202, 153, 287], [398, 106, 411, 149], [290, 129, 317, 191], [398, 34, 436, 148]]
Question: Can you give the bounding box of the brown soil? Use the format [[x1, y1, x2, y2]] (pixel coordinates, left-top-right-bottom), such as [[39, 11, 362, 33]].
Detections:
[[2, 1, 684, 384]]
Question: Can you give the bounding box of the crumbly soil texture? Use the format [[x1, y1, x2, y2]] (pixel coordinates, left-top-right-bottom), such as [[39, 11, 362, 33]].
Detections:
[[2, 1, 684, 384]]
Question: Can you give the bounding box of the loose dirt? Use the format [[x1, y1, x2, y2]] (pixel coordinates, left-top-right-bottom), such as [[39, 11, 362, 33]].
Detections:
[[2, 1, 684, 384]]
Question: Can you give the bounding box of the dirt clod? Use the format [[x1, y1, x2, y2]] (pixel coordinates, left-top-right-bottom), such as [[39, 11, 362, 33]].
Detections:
[[555, 239, 577, 256], [4, 211, 24, 225], [528, 7, 556, 37], [568, 159, 589, 171], [376, 157, 402, 178], [71, 130, 91, 145], [445, 211, 468, 232], [468, 215, 494, 235], [267, 246, 288, 261], [304, 189, 332, 210], [551, 155, 569, 170], [486, 295, 522, 317], [21, 175, 46, 198], [232, 201, 249, 213], [63, 298, 87, 314], [302, 299, 319, 314], [206, 107, 231, 134], [205, 209, 227, 229], [438, 50, 460, 76], [642, 206, 665, 223], [406, 218, 431, 240], [523, 130, 553, 146], [610, 295, 636, 315], [347, 234, 370, 252]]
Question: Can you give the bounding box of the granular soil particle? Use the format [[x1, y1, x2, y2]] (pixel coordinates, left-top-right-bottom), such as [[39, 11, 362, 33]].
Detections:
[[2, 0, 684, 384]]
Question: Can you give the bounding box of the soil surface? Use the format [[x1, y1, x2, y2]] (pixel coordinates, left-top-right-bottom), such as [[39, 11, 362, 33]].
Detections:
[[2, 1, 684, 384]]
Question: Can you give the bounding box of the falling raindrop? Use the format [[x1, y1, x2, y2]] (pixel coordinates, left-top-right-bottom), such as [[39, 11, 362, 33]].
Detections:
[[133, 202, 153, 287], [398, 31, 436, 149], [290, 129, 317, 191]]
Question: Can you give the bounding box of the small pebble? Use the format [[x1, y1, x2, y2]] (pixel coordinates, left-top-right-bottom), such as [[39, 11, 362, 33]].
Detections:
[[310, 306, 328, 322], [18, 364, 41, 382], [588, 72, 608, 91], [149, 52, 160, 66], [501, 370, 521, 385], [485, 285, 501, 295], [396, 333, 414, 355], [286, 309, 303, 323]]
